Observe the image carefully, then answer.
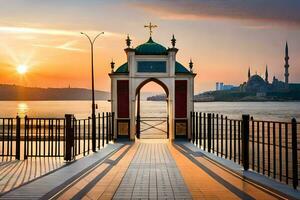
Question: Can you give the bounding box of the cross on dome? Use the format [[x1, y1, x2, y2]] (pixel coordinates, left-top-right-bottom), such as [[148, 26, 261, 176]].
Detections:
[[144, 22, 158, 37]]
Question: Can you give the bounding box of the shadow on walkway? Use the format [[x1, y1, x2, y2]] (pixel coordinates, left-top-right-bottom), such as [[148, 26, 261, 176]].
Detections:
[[0, 157, 65, 194]]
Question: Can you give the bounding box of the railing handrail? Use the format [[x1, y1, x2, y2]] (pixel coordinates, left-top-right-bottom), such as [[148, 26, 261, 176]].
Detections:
[[251, 118, 299, 124], [0, 112, 115, 161], [197, 111, 299, 124], [0, 117, 16, 120], [191, 111, 299, 189], [25, 117, 65, 120]]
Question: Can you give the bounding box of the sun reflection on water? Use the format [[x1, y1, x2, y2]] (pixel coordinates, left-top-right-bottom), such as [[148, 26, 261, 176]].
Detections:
[[17, 102, 28, 117]]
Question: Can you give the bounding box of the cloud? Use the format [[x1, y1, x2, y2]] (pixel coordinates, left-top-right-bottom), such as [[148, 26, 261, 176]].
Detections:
[[0, 26, 123, 38], [33, 41, 85, 52], [132, 0, 300, 27]]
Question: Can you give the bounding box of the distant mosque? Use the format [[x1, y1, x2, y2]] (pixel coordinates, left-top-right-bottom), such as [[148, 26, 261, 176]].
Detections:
[[241, 42, 300, 93]]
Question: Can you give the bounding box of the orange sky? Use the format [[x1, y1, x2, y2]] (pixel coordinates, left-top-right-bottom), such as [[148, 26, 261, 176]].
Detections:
[[0, 1, 300, 93]]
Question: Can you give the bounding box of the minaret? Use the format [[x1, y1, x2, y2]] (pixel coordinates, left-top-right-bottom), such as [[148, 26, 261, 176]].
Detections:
[[126, 34, 132, 48], [171, 34, 176, 48], [248, 67, 251, 81], [284, 42, 289, 87], [265, 65, 269, 83], [189, 59, 193, 72]]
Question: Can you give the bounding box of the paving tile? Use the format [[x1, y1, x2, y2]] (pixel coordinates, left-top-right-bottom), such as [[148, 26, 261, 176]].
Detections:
[[169, 142, 281, 200], [113, 142, 192, 200]]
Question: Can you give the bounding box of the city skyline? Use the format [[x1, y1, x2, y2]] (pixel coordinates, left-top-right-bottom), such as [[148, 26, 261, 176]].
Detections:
[[0, 1, 300, 93]]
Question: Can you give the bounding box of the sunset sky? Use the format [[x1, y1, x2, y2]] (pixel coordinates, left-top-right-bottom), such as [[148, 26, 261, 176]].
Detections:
[[0, 0, 300, 93]]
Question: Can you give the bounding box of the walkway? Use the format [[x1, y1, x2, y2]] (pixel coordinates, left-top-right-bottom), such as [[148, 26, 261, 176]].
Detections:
[[113, 141, 191, 199], [1, 140, 294, 200], [169, 143, 280, 200], [0, 157, 64, 194]]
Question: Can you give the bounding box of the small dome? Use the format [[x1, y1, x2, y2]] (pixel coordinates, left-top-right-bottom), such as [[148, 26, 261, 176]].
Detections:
[[248, 75, 265, 85], [246, 75, 268, 92], [115, 63, 128, 73], [175, 62, 190, 73], [135, 37, 167, 55]]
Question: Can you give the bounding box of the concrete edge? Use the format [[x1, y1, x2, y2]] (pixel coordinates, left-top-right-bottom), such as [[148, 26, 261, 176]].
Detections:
[[176, 141, 300, 200], [0, 143, 125, 200]]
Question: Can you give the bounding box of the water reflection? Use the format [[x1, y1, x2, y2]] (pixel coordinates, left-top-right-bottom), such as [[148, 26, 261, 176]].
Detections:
[[0, 101, 299, 121], [17, 102, 28, 118]]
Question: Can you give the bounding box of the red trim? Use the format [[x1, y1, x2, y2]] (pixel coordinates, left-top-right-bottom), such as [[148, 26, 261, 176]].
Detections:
[[175, 80, 187, 118], [117, 80, 129, 118]]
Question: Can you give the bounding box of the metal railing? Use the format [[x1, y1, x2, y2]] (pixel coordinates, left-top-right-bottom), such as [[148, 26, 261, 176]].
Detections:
[[72, 112, 114, 157], [191, 112, 299, 189], [0, 112, 114, 161], [24, 117, 65, 158], [136, 116, 169, 139], [0, 117, 19, 159]]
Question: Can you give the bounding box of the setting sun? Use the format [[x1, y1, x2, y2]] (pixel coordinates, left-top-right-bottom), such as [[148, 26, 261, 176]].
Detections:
[[17, 65, 27, 74]]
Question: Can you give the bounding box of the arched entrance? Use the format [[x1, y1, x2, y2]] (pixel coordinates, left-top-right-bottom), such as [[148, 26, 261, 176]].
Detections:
[[135, 79, 169, 139], [109, 30, 196, 141]]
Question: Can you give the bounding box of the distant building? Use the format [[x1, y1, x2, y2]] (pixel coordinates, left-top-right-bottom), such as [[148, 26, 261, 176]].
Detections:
[[241, 42, 300, 93], [215, 82, 235, 91]]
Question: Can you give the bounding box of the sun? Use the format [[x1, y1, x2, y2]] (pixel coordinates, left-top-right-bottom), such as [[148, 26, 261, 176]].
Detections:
[[17, 65, 28, 74]]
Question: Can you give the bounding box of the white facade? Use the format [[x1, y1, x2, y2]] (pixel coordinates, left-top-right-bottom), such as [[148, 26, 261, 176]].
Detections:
[[109, 37, 196, 141]]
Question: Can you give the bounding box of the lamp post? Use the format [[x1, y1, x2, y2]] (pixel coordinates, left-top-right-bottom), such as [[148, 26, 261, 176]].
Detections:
[[81, 31, 104, 152]]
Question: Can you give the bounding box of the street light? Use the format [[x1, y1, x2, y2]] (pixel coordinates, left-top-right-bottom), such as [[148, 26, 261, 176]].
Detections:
[[81, 31, 104, 152]]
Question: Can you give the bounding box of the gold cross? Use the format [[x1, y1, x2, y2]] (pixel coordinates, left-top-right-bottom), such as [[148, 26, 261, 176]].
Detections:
[[144, 22, 158, 37]]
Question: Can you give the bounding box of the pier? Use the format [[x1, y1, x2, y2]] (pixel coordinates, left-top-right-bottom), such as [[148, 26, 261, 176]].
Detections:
[[0, 112, 299, 199], [0, 27, 299, 199]]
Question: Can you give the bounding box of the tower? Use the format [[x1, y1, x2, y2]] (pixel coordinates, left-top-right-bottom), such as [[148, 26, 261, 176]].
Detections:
[[284, 42, 289, 88], [216, 82, 219, 91], [110, 23, 196, 141], [265, 65, 268, 83], [248, 67, 251, 81]]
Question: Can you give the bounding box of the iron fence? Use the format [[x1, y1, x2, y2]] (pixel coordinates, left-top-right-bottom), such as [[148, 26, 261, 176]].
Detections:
[[0, 117, 19, 158], [0, 112, 114, 161], [191, 112, 299, 189], [24, 117, 65, 158], [72, 112, 114, 157]]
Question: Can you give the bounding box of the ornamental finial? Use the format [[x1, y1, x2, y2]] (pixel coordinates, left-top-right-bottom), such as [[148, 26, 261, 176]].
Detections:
[[126, 34, 131, 48], [144, 22, 158, 37], [171, 34, 176, 48], [111, 59, 115, 72], [189, 59, 193, 72]]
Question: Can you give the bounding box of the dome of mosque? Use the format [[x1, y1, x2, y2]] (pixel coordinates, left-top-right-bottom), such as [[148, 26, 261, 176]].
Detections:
[[135, 37, 167, 55], [245, 75, 268, 92], [248, 75, 265, 85]]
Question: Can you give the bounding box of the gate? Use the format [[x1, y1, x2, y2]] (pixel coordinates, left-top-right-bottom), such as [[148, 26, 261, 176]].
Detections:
[[24, 117, 65, 159], [136, 116, 169, 139]]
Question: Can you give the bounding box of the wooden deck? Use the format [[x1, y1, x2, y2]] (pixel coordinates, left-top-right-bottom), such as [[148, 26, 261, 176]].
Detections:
[[0, 157, 65, 194], [0, 139, 295, 200]]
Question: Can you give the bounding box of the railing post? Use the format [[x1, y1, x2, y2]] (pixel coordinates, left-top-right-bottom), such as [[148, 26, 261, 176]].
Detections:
[[291, 118, 298, 189], [15, 116, 21, 160], [136, 114, 140, 139], [64, 114, 74, 161], [242, 114, 250, 171], [92, 114, 96, 152], [112, 112, 115, 141], [106, 112, 109, 144], [207, 113, 212, 153], [192, 112, 195, 143], [167, 115, 169, 139], [24, 116, 28, 159]]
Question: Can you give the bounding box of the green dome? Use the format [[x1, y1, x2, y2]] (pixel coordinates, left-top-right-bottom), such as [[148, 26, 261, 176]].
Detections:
[[135, 37, 167, 55], [175, 62, 190, 73], [115, 62, 128, 73]]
